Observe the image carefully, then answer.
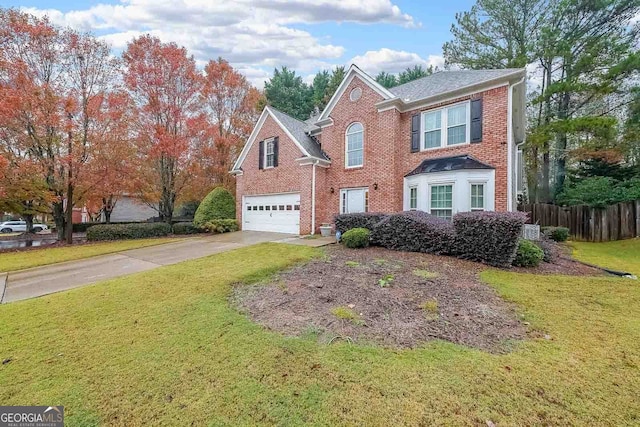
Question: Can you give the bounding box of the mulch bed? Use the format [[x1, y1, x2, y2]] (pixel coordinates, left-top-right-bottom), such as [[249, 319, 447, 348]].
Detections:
[[235, 246, 530, 352], [235, 243, 606, 352]]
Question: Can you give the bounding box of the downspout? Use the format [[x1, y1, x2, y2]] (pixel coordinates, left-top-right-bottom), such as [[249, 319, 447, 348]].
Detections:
[[507, 76, 526, 212], [311, 160, 317, 235]]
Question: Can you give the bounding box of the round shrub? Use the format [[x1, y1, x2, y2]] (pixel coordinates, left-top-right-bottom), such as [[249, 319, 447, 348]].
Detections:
[[194, 187, 236, 227], [513, 239, 544, 267], [341, 227, 371, 249], [542, 226, 570, 242]]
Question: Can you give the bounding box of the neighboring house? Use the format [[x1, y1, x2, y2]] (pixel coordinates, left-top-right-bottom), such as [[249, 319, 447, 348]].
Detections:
[[100, 195, 157, 223], [231, 65, 527, 234]]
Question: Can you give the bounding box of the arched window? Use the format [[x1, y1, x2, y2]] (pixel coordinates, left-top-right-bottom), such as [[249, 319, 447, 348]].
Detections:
[[345, 122, 364, 168]]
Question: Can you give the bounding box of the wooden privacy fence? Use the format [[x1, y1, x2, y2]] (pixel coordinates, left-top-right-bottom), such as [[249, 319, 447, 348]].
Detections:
[[518, 200, 640, 242]]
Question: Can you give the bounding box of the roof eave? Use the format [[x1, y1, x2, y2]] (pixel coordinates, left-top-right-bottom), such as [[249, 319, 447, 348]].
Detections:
[[377, 69, 526, 113]]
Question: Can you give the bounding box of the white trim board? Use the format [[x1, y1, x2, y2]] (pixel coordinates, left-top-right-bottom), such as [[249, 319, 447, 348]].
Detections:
[[316, 64, 395, 124], [231, 106, 317, 172]]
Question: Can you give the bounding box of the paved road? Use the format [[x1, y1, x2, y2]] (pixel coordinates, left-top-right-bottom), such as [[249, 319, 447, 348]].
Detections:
[[1, 231, 293, 303]]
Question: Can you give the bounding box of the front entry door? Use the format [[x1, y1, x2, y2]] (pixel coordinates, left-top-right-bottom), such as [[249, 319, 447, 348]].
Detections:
[[341, 188, 368, 214]]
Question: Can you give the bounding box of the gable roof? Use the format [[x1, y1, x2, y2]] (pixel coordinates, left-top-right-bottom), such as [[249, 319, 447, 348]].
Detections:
[[268, 107, 328, 160], [405, 154, 494, 177], [231, 106, 329, 172], [316, 64, 395, 124], [388, 69, 524, 103], [311, 66, 525, 124]]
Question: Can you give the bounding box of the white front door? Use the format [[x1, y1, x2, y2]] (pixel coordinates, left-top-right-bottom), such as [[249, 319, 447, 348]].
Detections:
[[243, 193, 300, 234], [340, 188, 368, 214]]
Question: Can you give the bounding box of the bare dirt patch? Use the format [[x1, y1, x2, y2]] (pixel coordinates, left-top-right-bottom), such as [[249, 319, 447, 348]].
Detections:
[[234, 246, 529, 352]]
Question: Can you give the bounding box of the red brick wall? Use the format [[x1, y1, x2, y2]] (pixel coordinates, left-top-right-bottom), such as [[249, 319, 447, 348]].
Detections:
[[396, 85, 510, 212], [314, 79, 510, 230], [234, 114, 313, 234], [235, 80, 510, 234], [314, 77, 400, 229]]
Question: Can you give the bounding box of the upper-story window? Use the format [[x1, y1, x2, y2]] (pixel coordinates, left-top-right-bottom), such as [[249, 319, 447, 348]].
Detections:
[[422, 101, 470, 150], [345, 122, 364, 168], [265, 139, 275, 168]]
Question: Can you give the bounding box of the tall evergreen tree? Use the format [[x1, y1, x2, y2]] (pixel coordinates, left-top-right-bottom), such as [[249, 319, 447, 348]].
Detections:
[[264, 67, 314, 120], [444, 0, 640, 203], [398, 65, 433, 85], [375, 71, 398, 88], [322, 66, 346, 106], [311, 70, 330, 112]]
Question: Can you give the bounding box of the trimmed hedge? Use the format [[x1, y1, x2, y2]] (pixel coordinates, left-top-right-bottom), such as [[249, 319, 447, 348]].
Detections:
[[73, 221, 144, 233], [87, 223, 172, 241], [341, 227, 371, 248], [453, 211, 528, 267], [372, 211, 455, 255], [542, 226, 570, 242], [201, 219, 239, 234], [513, 239, 544, 267], [172, 222, 202, 235], [194, 187, 236, 226], [334, 213, 388, 233]]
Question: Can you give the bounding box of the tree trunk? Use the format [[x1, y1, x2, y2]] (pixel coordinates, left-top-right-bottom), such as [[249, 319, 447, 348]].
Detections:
[[53, 201, 65, 241], [24, 214, 34, 234], [65, 181, 73, 244]]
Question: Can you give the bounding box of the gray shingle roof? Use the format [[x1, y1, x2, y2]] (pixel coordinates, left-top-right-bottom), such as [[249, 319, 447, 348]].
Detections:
[[268, 107, 329, 160], [389, 69, 523, 102], [405, 154, 494, 177]]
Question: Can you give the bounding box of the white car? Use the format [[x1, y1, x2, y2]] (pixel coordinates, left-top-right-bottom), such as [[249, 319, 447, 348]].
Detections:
[[0, 220, 49, 233]]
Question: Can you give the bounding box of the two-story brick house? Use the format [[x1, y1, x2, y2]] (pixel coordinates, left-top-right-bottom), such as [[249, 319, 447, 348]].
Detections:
[[231, 65, 526, 235]]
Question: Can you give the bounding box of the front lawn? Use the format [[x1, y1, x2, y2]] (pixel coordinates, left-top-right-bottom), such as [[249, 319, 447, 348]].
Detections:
[[0, 237, 181, 272], [0, 243, 638, 425], [571, 237, 640, 276]]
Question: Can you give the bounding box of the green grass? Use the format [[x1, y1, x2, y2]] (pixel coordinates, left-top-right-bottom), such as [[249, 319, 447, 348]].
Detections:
[[344, 261, 360, 267], [571, 238, 640, 276], [0, 237, 181, 272], [413, 269, 439, 279], [1, 243, 639, 425]]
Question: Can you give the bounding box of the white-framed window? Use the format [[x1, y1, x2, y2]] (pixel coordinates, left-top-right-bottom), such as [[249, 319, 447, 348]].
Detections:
[[345, 122, 364, 168], [421, 101, 470, 150], [340, 187, 369, 214], [429, 184, 453, 220], [470, 183, 485, 211], [265, 139, 275, 168], [409, 186, 418, 210]]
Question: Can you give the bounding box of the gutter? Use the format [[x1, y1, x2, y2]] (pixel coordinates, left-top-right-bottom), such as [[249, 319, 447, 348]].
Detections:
[[507, 75, 526, 211], [311, 160, 317, 235]]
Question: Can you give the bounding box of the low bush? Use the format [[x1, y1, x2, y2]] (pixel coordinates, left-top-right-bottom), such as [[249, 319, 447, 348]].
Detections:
[[72, 222, 144, 233], [334, 213, 387, 234], [87, 223, 172, 241], [194, 187, 236, 226], [513, 239, 544, 267], [542, 226, 570, 242], [372, 211, 455, 255], [201, 219, 239, 234], [341, 227, 371, 248], [453, 211, 528, 267], [535, 236, 560, 263], [172, 222, 202, 235]]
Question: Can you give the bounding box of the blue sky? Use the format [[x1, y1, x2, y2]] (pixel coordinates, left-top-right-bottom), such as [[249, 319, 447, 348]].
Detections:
[[5, 0, 476, 87]]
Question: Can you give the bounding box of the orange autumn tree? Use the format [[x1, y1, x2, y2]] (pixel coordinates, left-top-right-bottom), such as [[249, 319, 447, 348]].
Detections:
[[123, 35, 206, 223], [0, 9, 120, 242], [80, 91, 138, 223], [200, 58, 262, 196]]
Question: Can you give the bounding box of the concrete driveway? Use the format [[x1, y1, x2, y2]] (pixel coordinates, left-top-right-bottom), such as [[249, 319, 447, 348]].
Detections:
[[0, 231, 294, 303]]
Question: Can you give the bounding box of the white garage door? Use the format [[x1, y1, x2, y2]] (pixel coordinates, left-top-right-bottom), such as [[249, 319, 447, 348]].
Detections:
[[243, 193, 300, 234]]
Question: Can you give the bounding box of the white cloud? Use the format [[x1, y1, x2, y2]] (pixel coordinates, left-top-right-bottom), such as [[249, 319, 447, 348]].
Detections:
[[350, 48, 444, 76], [21, 1, 416, 79]]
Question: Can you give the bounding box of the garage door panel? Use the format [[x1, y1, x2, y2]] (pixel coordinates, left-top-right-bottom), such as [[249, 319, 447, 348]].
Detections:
[[244, 193, 300, 234]]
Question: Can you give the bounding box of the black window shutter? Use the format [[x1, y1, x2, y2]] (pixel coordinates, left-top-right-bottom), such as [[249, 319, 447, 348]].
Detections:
[[273, 137, 279, 167], [411, 113, 420, 152], [470, 98, 483, 143], [258, 140, 264, 169]]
